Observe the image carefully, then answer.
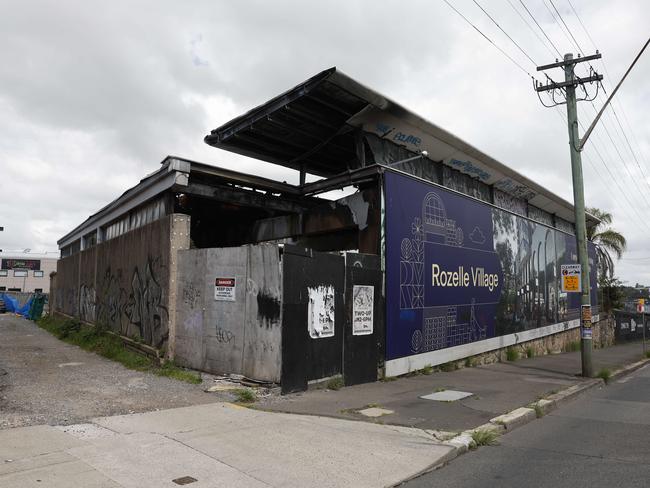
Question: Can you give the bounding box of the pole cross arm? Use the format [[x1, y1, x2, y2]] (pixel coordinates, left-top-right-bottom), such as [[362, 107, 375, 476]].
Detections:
[[536, 53, 602, 71], [535, 74, 603, 92]]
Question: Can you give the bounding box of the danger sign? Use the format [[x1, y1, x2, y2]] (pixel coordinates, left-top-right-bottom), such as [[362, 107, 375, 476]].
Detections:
[[215, 277, 236, 301], [561, 264, 581, 293]]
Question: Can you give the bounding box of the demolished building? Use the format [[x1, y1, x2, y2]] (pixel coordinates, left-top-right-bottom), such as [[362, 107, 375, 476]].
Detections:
[[51, 68, 601, 392]]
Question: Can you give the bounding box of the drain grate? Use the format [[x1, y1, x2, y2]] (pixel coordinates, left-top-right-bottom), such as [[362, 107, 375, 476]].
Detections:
[[172, 476, 198, 485]]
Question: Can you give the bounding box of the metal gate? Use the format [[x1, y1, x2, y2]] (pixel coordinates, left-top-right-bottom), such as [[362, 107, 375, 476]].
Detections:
[[280, 245, 382, 393]]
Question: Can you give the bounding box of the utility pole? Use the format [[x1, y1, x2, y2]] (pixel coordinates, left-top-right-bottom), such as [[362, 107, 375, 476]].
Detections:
[[535, 53, 602, 378]]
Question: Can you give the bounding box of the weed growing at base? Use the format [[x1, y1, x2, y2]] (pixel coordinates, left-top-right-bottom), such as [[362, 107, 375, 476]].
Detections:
[[233, 388, 256, 403], [471, 429, 500, 448], [597, 368, 612, 384], [37, 315, 201, 384], [327, 376, 345, 390], [506, 347, 519, 362]]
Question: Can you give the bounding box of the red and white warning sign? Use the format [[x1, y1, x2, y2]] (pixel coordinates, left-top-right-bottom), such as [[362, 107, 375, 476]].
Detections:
[[214, 277, 236, 301]]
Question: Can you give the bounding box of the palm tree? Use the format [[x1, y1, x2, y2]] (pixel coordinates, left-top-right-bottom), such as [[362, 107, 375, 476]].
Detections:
[[586, 207, 626, 279]]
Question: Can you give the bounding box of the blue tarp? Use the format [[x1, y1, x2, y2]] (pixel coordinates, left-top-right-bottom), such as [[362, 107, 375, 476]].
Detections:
[[1, 293, 33, 318]]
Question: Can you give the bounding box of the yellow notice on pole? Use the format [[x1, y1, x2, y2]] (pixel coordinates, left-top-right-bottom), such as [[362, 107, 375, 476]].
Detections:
[[561, 264, 582, 293]]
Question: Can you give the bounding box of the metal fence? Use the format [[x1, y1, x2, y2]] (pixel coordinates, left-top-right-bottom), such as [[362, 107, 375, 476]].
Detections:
[[613, 310, 648, 351]]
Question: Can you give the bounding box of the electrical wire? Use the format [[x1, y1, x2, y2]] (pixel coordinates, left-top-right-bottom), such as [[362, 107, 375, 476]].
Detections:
[[542, 0, 578, 53], [563, 0, 650, 173], [441, 0, 537, 80], [506, 0, 557, 59], [519, 0, 562, 58], [471, 0, 537, 65], [549, 0, 584, 55]]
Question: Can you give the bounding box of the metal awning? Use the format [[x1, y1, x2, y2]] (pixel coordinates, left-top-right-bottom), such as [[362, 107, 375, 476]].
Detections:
[[205, 67, 597, 226]]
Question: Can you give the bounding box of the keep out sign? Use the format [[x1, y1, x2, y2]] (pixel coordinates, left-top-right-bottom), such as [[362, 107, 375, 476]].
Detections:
[[215, 277, 236, 301]]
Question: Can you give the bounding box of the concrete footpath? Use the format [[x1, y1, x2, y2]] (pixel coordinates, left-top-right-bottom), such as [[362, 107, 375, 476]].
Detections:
[[260, 342, 648, 432], [1, 331, 648, 487], [0, 403, 452, 488]]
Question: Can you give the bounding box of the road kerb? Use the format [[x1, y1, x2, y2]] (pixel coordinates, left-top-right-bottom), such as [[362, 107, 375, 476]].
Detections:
[[610, 357, 649, 380], [490, 407, 536, 430], [394, 357, 649, 486]]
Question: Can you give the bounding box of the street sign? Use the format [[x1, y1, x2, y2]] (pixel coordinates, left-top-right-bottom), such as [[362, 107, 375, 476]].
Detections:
[[561, 264, 582, 293], [637, 299, 645, 313]]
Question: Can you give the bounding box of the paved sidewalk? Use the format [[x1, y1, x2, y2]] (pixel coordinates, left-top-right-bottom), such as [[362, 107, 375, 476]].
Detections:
[[0, 403, 452, 488], [260, 342, 648, 432]]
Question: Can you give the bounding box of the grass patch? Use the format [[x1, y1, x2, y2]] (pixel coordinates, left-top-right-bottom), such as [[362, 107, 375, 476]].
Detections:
[[421, 364, 434, 375], [471, 429, 500, 448], [439, 361, 457, 372], [327, 376, 345, 390], [645, 351, 650, 359], [533, 403, 544, 418], [597, 368, 612, 384], [380, 375, 398, 382], [506, 347, 519, 362], [568, 341, 581, 352], [156, 360, 201, 384], [233, 388, 256, 403], [525, 347, 535, 358], [37, 315, 201, 384]]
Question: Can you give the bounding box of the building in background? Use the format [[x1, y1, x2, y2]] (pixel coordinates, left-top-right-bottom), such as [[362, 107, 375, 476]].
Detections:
[[0, 253, 59, 293]]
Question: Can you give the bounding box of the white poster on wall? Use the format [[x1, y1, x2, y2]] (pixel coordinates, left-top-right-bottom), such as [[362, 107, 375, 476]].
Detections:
[[308, 285, 335, 339], [352, 285, 374, 336], [214, 277, 236, 301]]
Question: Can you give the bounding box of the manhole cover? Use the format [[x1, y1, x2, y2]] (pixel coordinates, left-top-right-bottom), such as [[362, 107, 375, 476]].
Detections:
[[172, 476, 198, 485], [420, 390, 473, 402]]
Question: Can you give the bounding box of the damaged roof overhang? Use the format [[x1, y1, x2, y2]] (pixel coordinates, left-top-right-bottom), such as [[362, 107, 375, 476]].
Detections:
[[205, 67, 598, 227]]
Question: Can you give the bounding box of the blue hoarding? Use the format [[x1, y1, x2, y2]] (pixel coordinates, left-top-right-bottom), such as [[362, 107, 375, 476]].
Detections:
[[385, 171, 598, 361]]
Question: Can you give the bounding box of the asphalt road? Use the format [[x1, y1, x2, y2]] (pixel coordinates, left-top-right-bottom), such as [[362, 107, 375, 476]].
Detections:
[[403, 363, 650, 488]]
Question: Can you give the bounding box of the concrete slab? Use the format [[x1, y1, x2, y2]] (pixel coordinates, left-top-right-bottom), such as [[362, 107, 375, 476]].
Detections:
[[0, 425, 87, 460], [67, 431, 268, 488], [358, 407, 394, 417], [93, 403, 452, 488], [420, 390, 473, 402], [0, 459, 121, 488]]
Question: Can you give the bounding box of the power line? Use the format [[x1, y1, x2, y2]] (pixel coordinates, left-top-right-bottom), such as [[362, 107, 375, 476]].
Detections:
[[535, 3, 650, 215], [564, 0, 650, 172], [519, 0, 562, 57], [505, 0, 557, 59], [549, 0, 584, 54], [442, 0, 537, 79], [471, 0, 537, 65], [542, 0, 578, 53]]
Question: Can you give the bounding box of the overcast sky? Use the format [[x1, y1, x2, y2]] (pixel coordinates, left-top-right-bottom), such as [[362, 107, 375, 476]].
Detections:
[[1, 0, 648, 283]]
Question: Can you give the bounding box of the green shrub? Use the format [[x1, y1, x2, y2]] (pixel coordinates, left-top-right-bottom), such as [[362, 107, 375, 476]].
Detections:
[[506, 347, 519, 362], [525, 347, 535, 358], [421, 364, 434, 375], [233, 388, 256, 403], [439, 362, 457, 372], [597, 368, 612, 384], [327, 376, 345, 390]]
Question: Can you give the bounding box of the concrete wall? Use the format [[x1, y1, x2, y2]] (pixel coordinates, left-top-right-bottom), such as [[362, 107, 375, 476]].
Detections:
[[51, 214, 190, 351], [430, 314, 616, 370], [174, 244, 282, 382]]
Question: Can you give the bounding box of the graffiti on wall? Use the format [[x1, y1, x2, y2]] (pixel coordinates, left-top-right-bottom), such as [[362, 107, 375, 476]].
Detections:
[[74, 257, 169, 348]]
